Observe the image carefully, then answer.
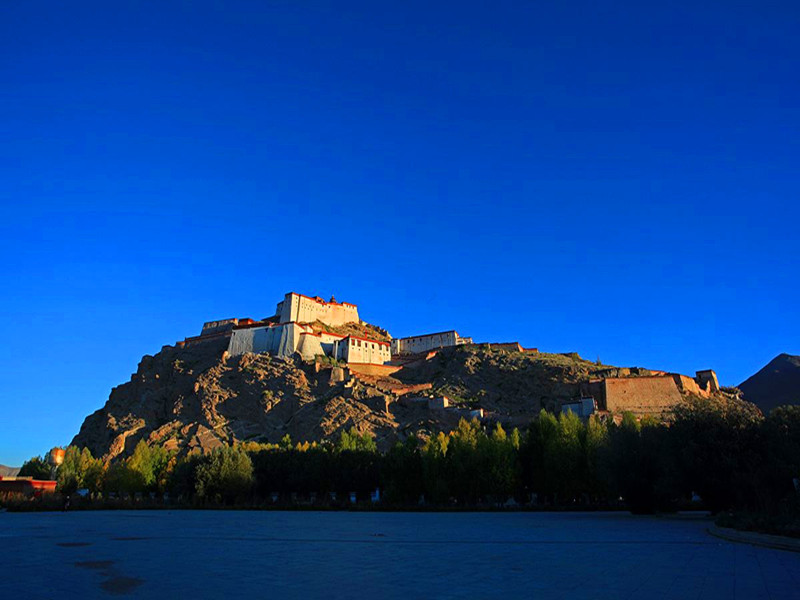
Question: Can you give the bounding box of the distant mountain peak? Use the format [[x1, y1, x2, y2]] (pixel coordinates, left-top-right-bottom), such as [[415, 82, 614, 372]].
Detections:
[[739, 353, 800, 413]]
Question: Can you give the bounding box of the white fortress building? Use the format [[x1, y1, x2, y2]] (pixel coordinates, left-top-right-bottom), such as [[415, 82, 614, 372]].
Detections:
[[391, 330, 473, 355], [227, 321, 390, 365], [187, 291, 472, 367], [275, 292, 359, 326], [226, 292, 390, 365]]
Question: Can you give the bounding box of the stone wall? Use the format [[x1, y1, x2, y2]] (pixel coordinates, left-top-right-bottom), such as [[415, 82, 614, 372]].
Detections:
[[200, 318, 239, 336], [696, 370, 720, 392], [391, 330, 471, 355], [602, 376, 683, 415], [673, 374, 706, 397], [347, 363, 402, 377], [481, 342, 538, 353]]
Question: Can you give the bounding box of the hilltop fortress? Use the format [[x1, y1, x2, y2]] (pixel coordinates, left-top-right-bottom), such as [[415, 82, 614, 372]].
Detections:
[[71, 290, 735, 460], [275, 293, 359, 326], [175, 291, 721, 421], [178, 292, 472, 367]]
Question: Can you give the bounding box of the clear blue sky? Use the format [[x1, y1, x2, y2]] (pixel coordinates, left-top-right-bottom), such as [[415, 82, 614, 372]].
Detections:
[[1, 1, 798, 465]]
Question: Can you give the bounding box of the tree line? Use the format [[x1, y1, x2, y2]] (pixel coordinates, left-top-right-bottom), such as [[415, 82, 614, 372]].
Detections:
[[17, 397, 800, 514]]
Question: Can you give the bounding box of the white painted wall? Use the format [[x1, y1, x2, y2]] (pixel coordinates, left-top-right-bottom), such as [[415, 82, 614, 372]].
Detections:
[[228, 321, 387, 365], [228, 322, 304, 357], [339, 336, 391, 364], [276, 292, 359, 326], [391, 331, 470, 355]]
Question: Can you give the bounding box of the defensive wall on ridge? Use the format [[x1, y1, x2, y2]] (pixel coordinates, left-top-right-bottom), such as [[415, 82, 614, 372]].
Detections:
[[391, 330, 472, 355], [581, 368, 719, 417], [596, 376, 683, 415], [177, 291, 723, 420]]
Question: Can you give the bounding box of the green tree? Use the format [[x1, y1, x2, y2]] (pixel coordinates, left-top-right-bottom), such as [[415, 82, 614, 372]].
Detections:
[[126, 440, 171, 493], [195, 445, 254, 503], [336, 427, 378, 453], [481, 423, 520, 502], [585, 416, 609, 500], [671, 397, 764, 512], [18, 455, 52, 480], [445, 419, 487, 503], [104, 461, 138, 496], [553, 410, 586, 502], [421, 431, 449, 504], [760, 405, 800, 508], [600, 411, 680, 514], [77, 448, 105, 495], [521, 410, 561, 502], [382, 436, 423, 504], [166, 453, 203, 499]]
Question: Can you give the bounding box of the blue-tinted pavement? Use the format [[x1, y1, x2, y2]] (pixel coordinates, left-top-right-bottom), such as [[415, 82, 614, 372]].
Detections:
[[2, 510, 798, 599]]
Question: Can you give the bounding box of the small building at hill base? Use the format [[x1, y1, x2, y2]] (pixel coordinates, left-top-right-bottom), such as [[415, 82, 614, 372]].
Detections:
[[428, 396, 450, 410], [561, 398, 597, 419], [0, 477, 57, 497]]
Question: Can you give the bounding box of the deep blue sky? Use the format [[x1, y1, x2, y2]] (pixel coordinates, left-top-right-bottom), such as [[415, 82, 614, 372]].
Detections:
[[1, 1, 798, 465]]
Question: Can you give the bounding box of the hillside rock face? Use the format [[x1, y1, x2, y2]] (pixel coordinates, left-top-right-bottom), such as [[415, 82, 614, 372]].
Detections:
[[71, 339, 610, 460], [739, 353, 800, 413], [394, 347, 600, 417], [0, 465, 20, 477], [72, 338, 398, 460]]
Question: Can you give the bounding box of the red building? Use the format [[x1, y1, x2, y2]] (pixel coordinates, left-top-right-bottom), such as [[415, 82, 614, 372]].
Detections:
[[0, 477, 57, 497]]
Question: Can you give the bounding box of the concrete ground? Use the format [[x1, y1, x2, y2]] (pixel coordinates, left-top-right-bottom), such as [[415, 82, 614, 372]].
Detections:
[[2, 510, 799, 599]]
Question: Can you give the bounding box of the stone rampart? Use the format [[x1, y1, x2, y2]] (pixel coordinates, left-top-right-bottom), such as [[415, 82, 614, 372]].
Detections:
[[602, 376, 683, 415], [347, 363, 402, 378]]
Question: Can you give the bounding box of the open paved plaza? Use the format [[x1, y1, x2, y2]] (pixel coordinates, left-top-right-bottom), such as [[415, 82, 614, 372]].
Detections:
[[2, 510, 798, 599]]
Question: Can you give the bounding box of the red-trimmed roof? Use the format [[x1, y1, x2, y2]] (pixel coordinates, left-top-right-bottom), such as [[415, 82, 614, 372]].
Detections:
[[299, 330, 347, 339], [289, 292, 358, 309], [395, 330, 459, 341], [232, 320, 279, 331]]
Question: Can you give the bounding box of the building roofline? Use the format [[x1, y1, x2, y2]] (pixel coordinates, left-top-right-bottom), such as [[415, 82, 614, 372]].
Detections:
[[287, 292, 358, 309], [344, 334, 390, 347], [395, 330, 459, 341], [299, 330, 347, 339]]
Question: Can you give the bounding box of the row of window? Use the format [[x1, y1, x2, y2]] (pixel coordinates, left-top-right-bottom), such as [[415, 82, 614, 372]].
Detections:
[[403, 335, 452, 343], [345, 338, 388, 351]]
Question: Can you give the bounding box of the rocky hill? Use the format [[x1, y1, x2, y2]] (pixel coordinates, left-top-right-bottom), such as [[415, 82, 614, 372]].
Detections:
[[739, 353, 800, 413], [0, 464, 20, 477], [72, 312, 732, 461], [394, 346, 601, 416], [71, 332, 622, 460]]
